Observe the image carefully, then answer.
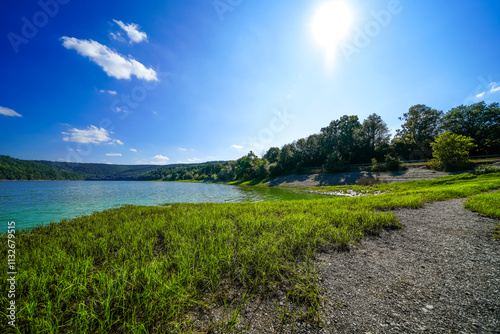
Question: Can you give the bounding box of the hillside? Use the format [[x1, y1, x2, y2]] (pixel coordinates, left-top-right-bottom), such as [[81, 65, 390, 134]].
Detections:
[[0, 155, 82, 180], [33, 160, 162, 180]]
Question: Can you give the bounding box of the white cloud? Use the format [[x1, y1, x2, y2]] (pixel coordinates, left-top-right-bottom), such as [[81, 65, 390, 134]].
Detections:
[[100, 89, 117, 95], [152, 155, 170, 164], [178, 147, 187, 151], [109, 32, 126, 43], [231, 144, 243, 149], [490, 84, 500, 93], [109, 139, 124, 145], [153, 155, 169, 161], [0, 106, 22, 117], [106, 153, 122, 157], [476, 82, 500, 98], [61, 37, 158, 81], [130, 148, 137, 152], [62, 125, 112, 144], [187, 158, 200, 162], [113, 19, 148, 44]]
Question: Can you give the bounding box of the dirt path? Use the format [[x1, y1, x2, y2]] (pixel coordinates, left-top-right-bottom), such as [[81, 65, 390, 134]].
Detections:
[[316, 198, 500, 333]]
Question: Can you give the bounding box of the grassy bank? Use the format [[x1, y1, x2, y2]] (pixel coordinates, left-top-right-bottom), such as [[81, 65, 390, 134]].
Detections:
[[464, 190, 500, 239], [1, 173, 500, 333]]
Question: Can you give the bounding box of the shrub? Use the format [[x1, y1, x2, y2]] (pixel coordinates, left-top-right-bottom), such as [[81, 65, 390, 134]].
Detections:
[[429, 132, 476, 171], [356, 176, 382, 186], [384, 154, 403, 171], [323, 151, 348, 173], [474, 165, 500, 175], [371, 158, 384, 172], [371, 155, 404, 172]]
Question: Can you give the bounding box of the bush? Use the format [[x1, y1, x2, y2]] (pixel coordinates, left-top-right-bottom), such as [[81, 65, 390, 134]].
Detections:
[[323, 151, 348, 173], [429, 132, 476, 171], [371, 155, 404, 172], [356, 176, 382, 186], [473, 165, 500, 175], [371, 158, 384, 172], [384, 154, 403, 171]]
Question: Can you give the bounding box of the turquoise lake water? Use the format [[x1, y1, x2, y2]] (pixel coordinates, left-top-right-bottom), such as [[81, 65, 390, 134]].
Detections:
[[0, 181, 322, 232]]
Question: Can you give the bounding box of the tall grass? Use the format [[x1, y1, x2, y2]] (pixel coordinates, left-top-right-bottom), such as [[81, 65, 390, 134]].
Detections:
[[1, 173, 500, 333], [464, 190, 500, 239]]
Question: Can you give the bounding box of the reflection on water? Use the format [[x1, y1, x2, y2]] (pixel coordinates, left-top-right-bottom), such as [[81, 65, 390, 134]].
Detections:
[[0, 181, 322, 231]]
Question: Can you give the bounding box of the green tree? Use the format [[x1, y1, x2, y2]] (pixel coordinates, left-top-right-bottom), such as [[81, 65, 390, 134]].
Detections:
[[304, 134, 324, 166], [358, 113, 391, 161], [263, 147, 280, 164], [428, 132, 477, 171], [441, 102, 500, 155], [321, 115, 361, 162], [322, 151, 348, 173], [276, 144, 298, 172], [395, 104, 443, 159]]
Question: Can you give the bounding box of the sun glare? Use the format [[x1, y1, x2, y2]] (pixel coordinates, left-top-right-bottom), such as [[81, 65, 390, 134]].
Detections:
[[311, 1, 353, 51]]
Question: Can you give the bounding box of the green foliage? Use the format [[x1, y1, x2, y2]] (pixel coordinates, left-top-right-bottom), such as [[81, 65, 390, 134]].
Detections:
[[323, 151, 348, 173], [0, 155, 82, 180], [321, 115, 361, 162], [263, 147, 280, 164], [441, 102, 500, 155], [357, 113, 391, 162], [428, 132, 476, 171], [371, 158, 384, 172], [38, 160, 223, 181], [464, 190, 500, 239], [371, 154, 403, 172], [384, 154, 403, 171], [474, 165, 500, 175], [394, 104, 443, 159]]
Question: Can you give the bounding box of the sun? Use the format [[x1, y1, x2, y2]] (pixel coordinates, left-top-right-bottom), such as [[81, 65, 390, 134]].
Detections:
[[311, 1, 353, 51]]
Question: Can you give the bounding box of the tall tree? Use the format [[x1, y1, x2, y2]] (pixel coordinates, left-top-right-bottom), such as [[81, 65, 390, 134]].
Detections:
[[320, 115, 361, 162], [358, 113, 391, 161], [395, 104, 443, 159], [263, 147, 281, 164], [277, 144, 298, 172], [441, 102, 500, 155]]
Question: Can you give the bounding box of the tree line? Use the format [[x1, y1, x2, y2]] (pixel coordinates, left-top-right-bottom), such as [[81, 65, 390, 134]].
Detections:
[[140, 101, 500, 182], [34, 161, 163, 180], [0, 155, 82, 180]]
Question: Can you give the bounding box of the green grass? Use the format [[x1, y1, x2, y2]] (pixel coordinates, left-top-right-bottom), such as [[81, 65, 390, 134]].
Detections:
[[464, 190, 500, 239], [1, 173, 500, 333]]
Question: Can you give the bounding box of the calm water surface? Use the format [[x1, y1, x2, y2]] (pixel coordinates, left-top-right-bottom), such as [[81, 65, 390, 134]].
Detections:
[[0, 181, 322, 231]]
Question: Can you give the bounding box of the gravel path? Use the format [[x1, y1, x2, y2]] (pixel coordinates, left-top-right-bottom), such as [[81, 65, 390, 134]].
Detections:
[[206, 198, 500, 333], [317, 198, 500, 333]]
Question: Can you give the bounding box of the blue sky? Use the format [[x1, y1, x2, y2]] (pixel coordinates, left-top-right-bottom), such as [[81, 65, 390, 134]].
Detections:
[[1, 0, 500, 165]]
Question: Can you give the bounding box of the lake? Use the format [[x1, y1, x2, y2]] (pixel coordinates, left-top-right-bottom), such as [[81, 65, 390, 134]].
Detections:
[[0, 181, 322, 232]]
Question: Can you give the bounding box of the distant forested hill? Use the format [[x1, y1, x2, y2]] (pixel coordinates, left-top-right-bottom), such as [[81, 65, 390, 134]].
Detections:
[[0, 155, 82, 180], [33, 161, 163, 180]]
